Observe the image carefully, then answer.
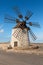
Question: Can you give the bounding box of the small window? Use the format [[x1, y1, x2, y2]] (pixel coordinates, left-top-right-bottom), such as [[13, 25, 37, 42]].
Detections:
[[14, 41, 17, 47], [22, 30, 26, 33]]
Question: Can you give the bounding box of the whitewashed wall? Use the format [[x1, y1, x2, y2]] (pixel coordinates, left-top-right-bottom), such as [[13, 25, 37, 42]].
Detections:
[[11, 28, 30, 48]]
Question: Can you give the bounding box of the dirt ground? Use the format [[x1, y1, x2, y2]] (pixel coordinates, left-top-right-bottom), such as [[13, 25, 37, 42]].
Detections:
[[0, 43, 43, 55], [0, 49, 43, 65], [0, 43, 43, 65]]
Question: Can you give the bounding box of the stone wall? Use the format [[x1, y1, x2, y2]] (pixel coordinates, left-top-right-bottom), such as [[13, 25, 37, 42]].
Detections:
[[11, 28, 30, 48]]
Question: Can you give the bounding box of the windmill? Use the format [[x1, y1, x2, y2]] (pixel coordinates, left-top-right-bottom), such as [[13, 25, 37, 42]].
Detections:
[[4, 6, 40, 48]]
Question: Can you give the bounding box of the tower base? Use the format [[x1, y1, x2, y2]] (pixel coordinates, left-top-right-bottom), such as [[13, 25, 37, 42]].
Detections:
[[10, 28, 30, 48]]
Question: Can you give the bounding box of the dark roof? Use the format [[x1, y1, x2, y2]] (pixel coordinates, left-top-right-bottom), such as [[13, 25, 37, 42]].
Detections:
[[13, 22, 28, 30]]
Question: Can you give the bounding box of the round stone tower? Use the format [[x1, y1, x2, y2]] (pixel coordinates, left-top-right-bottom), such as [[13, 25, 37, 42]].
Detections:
[[10, 28, 30, 48]]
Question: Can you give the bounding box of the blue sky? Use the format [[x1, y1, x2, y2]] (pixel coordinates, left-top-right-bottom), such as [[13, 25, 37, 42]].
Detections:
[[0, 0, 43, 43]]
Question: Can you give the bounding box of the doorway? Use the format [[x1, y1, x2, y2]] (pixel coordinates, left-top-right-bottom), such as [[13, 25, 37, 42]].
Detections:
[[14, 41, 18, 47]]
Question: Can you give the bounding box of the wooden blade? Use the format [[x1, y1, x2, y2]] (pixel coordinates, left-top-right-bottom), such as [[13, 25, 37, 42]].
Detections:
[[12, 29, 24, 41], [5, 14, 16, 19], [16, 19, 20, 23], [27, 22, 40, 28], [12, 29, 21, 39], [25, 10, 33, 20], [13, 6, 23, 19], [4, 14, 16, 23], [29, 29, 37, 40]]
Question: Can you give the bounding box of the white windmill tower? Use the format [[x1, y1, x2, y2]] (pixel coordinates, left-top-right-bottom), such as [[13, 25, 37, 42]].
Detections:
[[11, 23, 30, 48], [4, 6, 40, 48]]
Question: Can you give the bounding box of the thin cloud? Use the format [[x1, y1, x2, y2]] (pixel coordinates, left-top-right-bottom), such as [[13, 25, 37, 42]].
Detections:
[[0, 29, 4, 33]]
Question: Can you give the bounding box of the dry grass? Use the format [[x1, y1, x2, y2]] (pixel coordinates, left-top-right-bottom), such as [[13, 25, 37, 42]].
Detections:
[[0, 43, 9, 50], [0, 43, 43, 54]]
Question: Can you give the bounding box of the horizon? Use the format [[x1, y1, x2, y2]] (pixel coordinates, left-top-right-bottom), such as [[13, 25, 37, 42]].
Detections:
[[0, 0, 43, 43]]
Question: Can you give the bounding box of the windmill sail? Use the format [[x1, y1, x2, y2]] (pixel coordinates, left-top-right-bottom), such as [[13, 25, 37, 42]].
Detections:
[[4, 6, 40, 48], [12, 28, 23, 40]]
